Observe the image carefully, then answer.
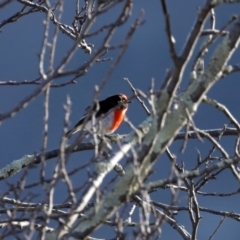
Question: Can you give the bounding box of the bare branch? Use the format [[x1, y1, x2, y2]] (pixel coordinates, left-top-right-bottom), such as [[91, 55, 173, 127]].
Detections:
[[160, 0, 179, 66], [124, 78, 151, 115]]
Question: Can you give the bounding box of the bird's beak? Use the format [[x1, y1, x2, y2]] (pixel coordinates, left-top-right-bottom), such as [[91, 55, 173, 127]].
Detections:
[[127, 100, 132, 104]]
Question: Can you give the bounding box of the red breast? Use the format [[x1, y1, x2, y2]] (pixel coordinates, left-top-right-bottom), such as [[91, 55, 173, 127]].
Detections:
[[108, 108, 127, 133]]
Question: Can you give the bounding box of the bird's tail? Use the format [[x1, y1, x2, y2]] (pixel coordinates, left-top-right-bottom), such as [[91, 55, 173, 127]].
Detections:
[[64, 128, 78, 139], [64, 119, 84, 139]]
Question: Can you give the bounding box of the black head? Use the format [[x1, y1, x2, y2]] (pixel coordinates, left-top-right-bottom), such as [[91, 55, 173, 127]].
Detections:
[[107, 94, 130, 109], [97, 94, 130, 114]]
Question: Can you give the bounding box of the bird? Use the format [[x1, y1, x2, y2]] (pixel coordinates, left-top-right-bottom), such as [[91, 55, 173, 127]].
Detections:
[[65, 93, 131, 138]]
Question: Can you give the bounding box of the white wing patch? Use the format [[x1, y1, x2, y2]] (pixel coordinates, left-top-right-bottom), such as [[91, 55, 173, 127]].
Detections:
[[84, 111, 115, 134]]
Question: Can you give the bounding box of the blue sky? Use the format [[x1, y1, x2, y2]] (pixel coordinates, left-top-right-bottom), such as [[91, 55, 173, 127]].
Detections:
[[1, 1, 240, 239]]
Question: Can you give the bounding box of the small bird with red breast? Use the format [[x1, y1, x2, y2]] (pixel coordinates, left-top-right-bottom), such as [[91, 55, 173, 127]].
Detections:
[[65, 93, 131, 138]]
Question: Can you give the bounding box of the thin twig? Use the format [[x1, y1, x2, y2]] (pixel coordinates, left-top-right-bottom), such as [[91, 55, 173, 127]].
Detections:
[[208, 215, 228, 240], [160, 0, 179, 66], [124, 78, 151, 115]]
